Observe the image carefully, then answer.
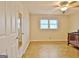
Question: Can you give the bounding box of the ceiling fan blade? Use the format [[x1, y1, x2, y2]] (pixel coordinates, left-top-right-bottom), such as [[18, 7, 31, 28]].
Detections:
[[52, 5, 59, 7], [60, 1, 68, 6], [69, 1, 77, 4], [73, 5, 79, 7]]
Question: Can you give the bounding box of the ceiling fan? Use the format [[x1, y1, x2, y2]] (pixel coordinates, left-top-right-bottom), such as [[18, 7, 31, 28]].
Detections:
[[53, 1, 79, 13]]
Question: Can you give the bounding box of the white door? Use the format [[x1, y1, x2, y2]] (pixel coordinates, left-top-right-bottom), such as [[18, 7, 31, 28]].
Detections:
[[0, 1, 7, 56], [5, 2, 19, 58]]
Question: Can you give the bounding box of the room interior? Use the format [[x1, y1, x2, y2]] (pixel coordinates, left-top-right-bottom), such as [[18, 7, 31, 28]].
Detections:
[[0, 1, 79, 58]]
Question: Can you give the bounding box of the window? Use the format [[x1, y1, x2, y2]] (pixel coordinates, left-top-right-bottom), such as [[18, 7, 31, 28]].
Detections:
[[40, 19, 48, 29], [49, 20, 58, 29], [40, 19, 58, 29]]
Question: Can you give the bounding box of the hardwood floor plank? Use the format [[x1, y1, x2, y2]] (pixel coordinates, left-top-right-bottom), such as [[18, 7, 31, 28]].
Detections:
[[22, 41, 79, 58]]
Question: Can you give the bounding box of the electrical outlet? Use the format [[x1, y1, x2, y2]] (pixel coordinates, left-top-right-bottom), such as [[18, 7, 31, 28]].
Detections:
[[49, 37, 51, 40]]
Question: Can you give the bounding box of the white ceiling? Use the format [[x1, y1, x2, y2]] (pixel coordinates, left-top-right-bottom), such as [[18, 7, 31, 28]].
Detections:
[[23, 1, 79, 15]]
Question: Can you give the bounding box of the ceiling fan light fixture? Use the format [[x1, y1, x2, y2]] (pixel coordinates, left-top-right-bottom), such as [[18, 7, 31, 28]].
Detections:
[[60, 6, 68, 11]]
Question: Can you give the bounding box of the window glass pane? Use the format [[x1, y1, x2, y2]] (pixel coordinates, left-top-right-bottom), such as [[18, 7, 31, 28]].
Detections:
[[49, 20, 57, 25], [50, 24, 57, 29], [40, 20, 48, 25], [40, 20, 48, 29], [40, 24, 48, 29], [49, 20, 58, 29]]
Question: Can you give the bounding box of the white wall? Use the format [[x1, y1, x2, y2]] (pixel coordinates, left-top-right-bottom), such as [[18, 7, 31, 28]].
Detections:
[[68, 13, 79, 32], [30, 14, 69, 41]]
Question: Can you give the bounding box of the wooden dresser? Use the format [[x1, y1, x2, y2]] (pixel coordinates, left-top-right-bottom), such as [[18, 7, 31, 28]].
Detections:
[[68, 32, 79, 48]]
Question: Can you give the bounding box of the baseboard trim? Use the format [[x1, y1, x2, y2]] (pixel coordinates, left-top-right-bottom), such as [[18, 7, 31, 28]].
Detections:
[[30, 40, 67, 44], [30, 39, 67, 42]]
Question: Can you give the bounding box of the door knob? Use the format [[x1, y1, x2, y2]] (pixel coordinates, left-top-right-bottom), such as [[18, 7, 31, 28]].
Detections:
[[16, 37, 18, 39]]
